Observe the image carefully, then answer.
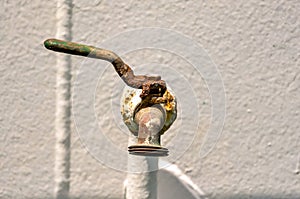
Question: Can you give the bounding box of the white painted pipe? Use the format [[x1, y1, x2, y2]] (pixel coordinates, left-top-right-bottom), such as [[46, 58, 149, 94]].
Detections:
[[54, 0, 72, 198], [125, 106, 166, 199], [126, 136, 159, 199]]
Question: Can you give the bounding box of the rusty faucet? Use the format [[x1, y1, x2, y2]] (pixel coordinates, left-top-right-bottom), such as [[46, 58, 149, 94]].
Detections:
[[44, 38, 177, 156]]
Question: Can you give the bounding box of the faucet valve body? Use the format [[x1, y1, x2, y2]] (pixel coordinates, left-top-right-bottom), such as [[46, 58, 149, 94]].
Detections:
[[121, 86, 177, 156]]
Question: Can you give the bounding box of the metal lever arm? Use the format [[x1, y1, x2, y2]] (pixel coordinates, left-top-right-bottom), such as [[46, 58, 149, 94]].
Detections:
[[44, 38, 166, 98]]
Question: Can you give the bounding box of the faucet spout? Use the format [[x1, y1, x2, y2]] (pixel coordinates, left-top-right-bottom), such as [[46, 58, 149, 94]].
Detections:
[[135, 105, 166, 146], [122, 86, 177, 157]]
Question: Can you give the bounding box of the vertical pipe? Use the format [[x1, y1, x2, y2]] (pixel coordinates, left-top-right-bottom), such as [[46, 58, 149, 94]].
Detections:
[[54, 0, 72, 198], [126, 138, 158, 199], [126, 106, 165, 199]]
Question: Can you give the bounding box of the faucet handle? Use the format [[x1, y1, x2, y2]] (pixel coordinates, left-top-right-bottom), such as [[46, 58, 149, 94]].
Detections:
[[44, 38, 166, 99]]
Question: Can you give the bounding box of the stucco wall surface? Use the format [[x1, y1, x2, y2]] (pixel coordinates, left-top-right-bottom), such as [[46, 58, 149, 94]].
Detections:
[[1, 0, 299, 199]]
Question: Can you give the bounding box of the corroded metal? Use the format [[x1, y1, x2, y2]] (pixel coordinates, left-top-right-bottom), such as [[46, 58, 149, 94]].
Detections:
[[44, 38, 177, 157], [44, 38, 166, 99], [121, 86, 177, 157], [121, 87, 177, 137], [134, 105, 165, 145], [129, 105, 169, 156]]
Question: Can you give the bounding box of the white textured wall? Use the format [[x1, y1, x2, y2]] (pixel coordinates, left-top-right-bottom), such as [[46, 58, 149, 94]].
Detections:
[[1, 0, 299, 199], [1, 1, 57, 198]]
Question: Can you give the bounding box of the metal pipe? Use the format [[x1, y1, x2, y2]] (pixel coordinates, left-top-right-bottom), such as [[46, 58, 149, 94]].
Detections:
[[126, 155, 158, 199], [126, 106, 165, 199]]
